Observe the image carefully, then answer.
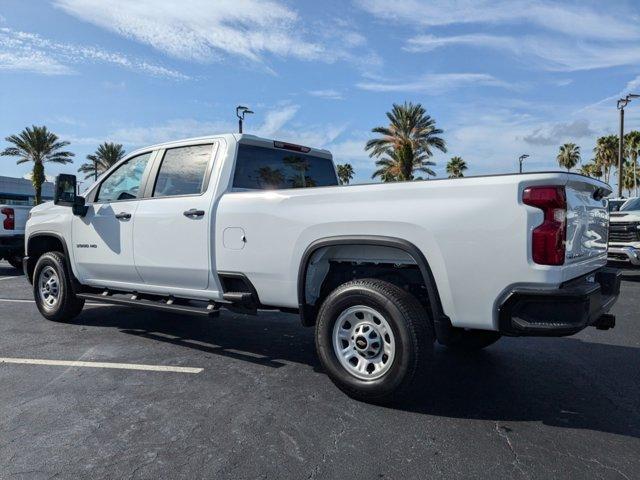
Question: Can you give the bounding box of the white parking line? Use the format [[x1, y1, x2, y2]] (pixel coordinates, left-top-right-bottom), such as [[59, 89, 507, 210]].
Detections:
[[0, 276, 18, 281], [0, 357, 203, 374], [0, 298, 108, 306]]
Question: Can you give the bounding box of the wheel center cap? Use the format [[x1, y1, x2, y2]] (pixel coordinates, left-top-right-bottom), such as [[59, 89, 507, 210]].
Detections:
[[355, 336, 368, 350]]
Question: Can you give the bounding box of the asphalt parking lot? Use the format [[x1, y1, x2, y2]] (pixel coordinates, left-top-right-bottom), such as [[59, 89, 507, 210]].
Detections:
[[0, 261, 638, 480]]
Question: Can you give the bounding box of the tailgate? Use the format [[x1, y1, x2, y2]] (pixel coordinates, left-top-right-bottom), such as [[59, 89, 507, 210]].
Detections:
[[564, 176, 610, 276], [13, 206, 30, 234]]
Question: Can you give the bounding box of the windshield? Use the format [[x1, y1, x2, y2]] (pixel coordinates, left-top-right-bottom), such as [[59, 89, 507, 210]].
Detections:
[[608, 200, 627, 212], [621, 198, 640, 212]]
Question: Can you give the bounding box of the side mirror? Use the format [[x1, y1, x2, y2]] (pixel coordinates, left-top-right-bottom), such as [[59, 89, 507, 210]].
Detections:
[[54, 174, 77, 206], [54, 174, 87, 217]]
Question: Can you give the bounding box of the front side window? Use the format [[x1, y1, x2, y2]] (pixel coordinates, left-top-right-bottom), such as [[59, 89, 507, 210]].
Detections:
[[233, 144, 338, 190], [96, 152, 152, 202], [153, 144, 213, 197]]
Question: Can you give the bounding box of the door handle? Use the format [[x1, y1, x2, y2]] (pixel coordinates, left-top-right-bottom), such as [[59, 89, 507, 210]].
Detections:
[[115, 212, 132, 220], [183, 209, 205, 218]]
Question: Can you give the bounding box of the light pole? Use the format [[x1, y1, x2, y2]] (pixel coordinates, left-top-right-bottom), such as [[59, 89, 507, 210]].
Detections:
[[236, 105, 254, 134], [617, 93, 640, 198], [518, 154, 529, 174]]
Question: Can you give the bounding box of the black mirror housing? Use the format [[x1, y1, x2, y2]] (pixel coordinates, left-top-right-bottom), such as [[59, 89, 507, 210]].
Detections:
[[54, 174, 77, 206], [54, 174, 87, 216]]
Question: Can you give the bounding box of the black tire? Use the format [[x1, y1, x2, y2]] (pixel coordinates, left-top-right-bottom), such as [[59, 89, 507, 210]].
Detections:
[[33, 251, 85, 322], [440, 328, 501, 351], [7, 256, 23, 271], [315, 279, 434, 404]]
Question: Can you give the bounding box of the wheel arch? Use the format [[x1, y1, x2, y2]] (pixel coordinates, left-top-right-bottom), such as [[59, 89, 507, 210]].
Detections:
[[297, 235, 452, 340], [25, 232, 75, 286]]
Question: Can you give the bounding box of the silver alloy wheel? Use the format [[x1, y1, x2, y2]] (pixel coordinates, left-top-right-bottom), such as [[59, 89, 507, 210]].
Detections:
[[332, 305, 396, 380], [38, 266, 60, 310]]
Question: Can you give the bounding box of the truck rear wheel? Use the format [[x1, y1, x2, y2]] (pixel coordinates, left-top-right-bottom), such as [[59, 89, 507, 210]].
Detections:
[[33, 252, 85, 322], [315, 279, 433, 403], [440, 328, 501, 351]]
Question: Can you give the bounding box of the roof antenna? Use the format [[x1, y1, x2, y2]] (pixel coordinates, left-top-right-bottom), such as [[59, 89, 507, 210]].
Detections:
[[236, 105, 254, 134]]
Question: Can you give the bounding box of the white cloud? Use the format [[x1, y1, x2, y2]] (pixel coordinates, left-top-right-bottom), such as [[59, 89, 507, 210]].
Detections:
[[53, 0, 371, 67], [405, 33, 640, 72], [69, 104, 347, 151], [0, 27, 187, 79], [356, 73, 514, 94], [355, 0, 640, 41], [522, 119, 596, 146], [255, 105, 300, 137], [0, 50, 72, 75], [308, 89, 344, 100]]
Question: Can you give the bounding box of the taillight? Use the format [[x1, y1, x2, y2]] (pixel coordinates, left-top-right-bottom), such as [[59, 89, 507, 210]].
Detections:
[[522, 186, 567, 266], [273, 141, 311, 153], [1, 207, 15, 231]]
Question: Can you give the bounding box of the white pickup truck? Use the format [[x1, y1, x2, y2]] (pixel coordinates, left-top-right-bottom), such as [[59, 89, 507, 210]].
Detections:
[[608, 197, 640, 266], [1, 204, 30, 269], [23, 134, 621, 402]]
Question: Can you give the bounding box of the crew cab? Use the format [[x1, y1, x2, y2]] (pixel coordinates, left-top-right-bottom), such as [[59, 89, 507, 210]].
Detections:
[[23, 134, 621, 402], [1, 204, 30, 269], [608, 197, 640, 266]]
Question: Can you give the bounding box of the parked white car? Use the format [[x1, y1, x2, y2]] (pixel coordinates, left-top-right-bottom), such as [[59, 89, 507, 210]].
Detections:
[[0, 204, 31, 269], [23, 134, 621, 402], [608, 197, 640, 266]]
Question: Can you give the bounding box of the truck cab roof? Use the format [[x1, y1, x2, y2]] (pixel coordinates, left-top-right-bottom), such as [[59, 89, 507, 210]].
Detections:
[[129, 133, 332, 160]]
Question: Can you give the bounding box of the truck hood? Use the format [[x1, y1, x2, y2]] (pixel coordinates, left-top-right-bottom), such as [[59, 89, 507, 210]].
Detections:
[[30, 201, 55, 213]]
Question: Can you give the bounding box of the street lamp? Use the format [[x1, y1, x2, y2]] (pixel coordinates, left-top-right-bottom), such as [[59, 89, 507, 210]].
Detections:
[[236, 105, 254, 134], [518, 154, 529, 174], [617, 93, 640, 198]]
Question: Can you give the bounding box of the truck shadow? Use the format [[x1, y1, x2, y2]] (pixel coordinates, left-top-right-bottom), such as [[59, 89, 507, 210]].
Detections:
[[0, 263, 23, 277], [74, 306, 640, 441]]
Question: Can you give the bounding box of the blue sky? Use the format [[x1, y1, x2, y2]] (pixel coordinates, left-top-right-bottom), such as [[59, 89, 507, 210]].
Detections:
[[1, 0, 639, 188]]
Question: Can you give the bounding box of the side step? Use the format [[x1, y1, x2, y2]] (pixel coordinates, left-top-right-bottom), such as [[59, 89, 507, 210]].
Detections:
[[78, 292, 220, 317]]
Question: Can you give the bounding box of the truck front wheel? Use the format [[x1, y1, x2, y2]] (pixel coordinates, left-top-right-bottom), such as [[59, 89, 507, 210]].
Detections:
[[33, 252, 85, 322], [315, 279, 433, 403]]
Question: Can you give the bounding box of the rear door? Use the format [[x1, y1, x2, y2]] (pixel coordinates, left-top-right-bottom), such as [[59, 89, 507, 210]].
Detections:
[[563, 176, 610, 279], [132, 142, 218, 290]]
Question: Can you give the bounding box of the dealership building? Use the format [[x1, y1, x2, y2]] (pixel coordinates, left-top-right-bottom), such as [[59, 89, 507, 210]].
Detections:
[[0, 176, 54, 205]]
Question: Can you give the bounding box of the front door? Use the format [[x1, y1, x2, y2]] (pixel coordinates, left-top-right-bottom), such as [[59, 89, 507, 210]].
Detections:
[[72, 152, 153, 284], [133, 143, 217, 290]]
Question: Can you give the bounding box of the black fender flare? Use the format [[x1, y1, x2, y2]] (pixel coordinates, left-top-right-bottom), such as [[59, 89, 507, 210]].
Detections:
[[296, 235, 452, 341], [25, 232, 78, 289]]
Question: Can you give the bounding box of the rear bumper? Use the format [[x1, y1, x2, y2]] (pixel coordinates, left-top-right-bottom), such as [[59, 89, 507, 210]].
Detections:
[[0, 235, 24, 259], [498, 267, 621, 336], [607, 245, 640, 266]]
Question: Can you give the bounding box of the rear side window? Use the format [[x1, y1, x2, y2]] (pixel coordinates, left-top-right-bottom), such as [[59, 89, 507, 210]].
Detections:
[[96, 152, 152, 202], [153, 144, 212, 197], [233, 144, 338, 190]]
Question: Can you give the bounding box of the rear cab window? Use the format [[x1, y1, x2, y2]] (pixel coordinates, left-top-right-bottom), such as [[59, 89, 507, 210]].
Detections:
[[233, 143, 338, 190]]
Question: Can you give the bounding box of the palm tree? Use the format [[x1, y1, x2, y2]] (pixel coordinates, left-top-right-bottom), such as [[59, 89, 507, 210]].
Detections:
[[593, 135, 618, 184], [336, 163, 355, 185], [556, 143, 580, 171], [579, 161, 603, 179], [366, 102, 446, 182], [625, 130, 640, 196], [78, 142, 126, 180], [622, 160, 639, 196], [1, 125, 74, 205], [446, 156, 468, 178], [371, 147, 436, 182]]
